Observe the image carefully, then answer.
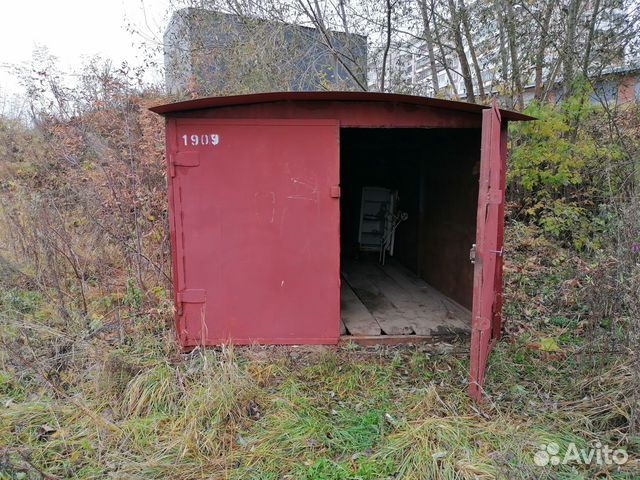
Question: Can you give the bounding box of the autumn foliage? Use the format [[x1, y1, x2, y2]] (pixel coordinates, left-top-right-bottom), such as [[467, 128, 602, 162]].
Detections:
[[0, 62, 172, 338]]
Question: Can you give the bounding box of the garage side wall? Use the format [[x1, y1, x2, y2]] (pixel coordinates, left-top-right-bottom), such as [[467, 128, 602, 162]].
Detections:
[[418, 129, 481, 309]]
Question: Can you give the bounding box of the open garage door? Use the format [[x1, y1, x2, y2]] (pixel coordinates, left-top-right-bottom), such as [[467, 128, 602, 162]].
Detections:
[[469, 103, 506, 402]]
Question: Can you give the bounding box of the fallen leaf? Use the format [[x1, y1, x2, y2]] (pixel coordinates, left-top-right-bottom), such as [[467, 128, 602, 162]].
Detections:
[[539, 337, 560, 352]]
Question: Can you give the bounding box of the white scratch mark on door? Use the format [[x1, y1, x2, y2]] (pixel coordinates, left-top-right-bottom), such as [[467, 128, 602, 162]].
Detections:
[[289, 177, 319, 203], [287, 195, 316, 201], [269, 192, 275, 223]]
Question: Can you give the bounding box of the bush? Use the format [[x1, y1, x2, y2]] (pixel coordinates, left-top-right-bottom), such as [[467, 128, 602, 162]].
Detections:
[[508, 87, 634, 251]]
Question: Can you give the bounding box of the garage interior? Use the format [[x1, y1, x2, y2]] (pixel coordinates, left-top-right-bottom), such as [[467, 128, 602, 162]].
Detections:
[[339, 128, 481, 338]]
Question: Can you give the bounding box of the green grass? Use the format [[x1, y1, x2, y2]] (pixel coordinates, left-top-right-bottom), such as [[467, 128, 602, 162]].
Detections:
[[1, 278, 638, 479], [1, 332, 637, 479]]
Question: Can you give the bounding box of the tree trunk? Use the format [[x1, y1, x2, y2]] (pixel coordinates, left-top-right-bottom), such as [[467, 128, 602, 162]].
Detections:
[[542, 58, 562, 103], [581, 0, 601, 75], [534, 1, 555, 101], [432, 1, 459, 97], [562, 0, 580, 97], [459, 0, 485, 101], [497, 5, 511, 108], [447, 0, 475, 102], [380, 0, 393, 92], [504, 0, 524, 109], [418, 0, 440, 95], [337, 0, 350, 34]]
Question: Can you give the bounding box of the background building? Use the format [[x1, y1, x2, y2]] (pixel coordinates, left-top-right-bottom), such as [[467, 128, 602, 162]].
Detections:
[[164, 8, 367, 96]]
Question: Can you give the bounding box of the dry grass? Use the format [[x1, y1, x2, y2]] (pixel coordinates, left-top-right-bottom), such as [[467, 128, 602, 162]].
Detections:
[[0, 66, 638, 479], [1, 301, 638, 480]]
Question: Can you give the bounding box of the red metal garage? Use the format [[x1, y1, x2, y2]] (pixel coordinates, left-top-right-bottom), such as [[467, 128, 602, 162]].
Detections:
[[151, 91, 533, 400]]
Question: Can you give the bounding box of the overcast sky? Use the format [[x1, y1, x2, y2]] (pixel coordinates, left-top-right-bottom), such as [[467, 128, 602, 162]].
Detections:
[[0, 0, 172, 100]]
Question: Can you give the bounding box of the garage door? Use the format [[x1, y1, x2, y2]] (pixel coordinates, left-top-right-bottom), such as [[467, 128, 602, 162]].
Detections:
[[167, 119, 341, 346], [469, 103, 505, 401]]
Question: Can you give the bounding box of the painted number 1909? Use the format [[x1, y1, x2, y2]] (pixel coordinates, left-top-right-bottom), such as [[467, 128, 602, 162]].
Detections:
[[181, 133, 220, 146]]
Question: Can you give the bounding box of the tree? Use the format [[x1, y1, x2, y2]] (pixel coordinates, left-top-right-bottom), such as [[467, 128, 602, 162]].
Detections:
[[417, 0, 440, 95], [130, 0, 640, 106], [445, 0, 476, 102]]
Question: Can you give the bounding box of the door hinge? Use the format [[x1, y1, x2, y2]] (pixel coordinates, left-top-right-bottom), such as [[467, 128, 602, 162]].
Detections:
[[474, 315, 491, 331], [176, 289, 206, 315], [469, 244, 477, 264], [170, 152, 200, 177], [330, 185, 341, 198]]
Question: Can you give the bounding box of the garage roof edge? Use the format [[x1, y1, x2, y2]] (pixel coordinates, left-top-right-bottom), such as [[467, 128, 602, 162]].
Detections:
[[149, 91, 535, 121]]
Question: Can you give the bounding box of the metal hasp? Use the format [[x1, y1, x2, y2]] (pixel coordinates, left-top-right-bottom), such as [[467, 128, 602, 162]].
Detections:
[[150, 92, 533, 403]]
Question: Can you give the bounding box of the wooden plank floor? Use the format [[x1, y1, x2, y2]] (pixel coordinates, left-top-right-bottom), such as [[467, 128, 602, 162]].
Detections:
[[341, 281, 382, 335], [341, 259, 470, 338]]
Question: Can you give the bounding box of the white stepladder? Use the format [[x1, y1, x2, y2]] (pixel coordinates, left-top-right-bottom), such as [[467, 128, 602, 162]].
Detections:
[[358, 186, 408, 265], [379, 207, 408, 266]]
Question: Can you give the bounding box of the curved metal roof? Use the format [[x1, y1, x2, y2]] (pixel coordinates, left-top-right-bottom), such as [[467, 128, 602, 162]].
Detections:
[[149, 91, 534, 121]]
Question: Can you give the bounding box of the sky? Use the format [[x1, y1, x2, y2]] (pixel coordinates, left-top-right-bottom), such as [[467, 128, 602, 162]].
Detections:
[[0, 0, 173, 102]]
